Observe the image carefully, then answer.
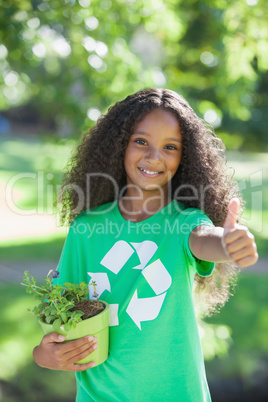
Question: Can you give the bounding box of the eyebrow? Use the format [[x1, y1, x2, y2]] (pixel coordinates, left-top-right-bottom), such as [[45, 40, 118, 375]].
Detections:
[[132, 130, 182, 143]]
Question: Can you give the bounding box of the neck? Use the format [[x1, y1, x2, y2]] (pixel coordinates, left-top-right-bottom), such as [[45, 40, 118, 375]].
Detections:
[[118, 187, 171, 221]]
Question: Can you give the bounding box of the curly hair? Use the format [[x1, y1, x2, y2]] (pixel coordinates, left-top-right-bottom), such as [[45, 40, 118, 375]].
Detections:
[[58, 88, 244, 316]]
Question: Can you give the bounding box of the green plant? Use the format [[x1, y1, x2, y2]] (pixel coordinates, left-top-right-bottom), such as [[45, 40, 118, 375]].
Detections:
[[21, 270, 96, 331]]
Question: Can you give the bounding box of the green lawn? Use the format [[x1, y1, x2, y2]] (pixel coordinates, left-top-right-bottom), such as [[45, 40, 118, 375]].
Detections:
[[0, 233, 66, 261]]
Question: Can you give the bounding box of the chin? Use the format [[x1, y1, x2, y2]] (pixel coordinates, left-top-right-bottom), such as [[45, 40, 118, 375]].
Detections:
[[142, 183, 167, 192]]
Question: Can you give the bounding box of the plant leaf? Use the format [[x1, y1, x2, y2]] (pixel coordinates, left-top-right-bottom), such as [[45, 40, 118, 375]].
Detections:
[[52, 318, 62, 331], [60, 313, 68, 323], [64, 322, 70, 331]]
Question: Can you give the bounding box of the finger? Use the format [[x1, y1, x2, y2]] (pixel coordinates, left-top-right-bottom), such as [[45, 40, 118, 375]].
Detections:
[[59, 335, 95, 353], [235, 253, 259, 268], [226, 235, 255, 254], [42, 332, 66, 344], [224, 198, 240, 229], [67, 343, 98, 366], [70, 361, 96, 371], [230, 246, 257, 262], [224, 227, 250, 245], [70, 344, 98, 365], [63, 338, 98, 360]]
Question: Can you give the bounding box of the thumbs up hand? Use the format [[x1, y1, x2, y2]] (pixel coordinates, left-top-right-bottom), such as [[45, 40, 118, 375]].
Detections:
[[222, 198, 258, 268]]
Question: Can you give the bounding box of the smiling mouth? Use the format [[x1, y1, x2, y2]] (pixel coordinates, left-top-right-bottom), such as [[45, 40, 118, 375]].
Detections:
[[138, 167, 163, 175]]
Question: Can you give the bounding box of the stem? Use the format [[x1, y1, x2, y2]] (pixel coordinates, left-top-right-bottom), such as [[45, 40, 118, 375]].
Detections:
[[51, 297, 62, 317], [21, 282, 49, 296]]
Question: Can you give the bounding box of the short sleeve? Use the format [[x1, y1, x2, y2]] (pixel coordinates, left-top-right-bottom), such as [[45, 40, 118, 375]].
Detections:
[[180, 208, 215, 277]]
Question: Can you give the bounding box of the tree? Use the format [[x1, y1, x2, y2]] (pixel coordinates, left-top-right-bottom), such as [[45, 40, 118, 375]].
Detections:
[[0, 0, 267, 149]]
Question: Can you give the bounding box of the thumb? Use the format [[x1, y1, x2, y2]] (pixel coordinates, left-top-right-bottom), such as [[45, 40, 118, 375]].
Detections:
[[224, 198, 240, 229], [43, 332, 66, 344]]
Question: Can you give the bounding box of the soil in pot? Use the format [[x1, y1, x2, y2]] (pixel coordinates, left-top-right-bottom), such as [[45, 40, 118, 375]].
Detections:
[[71, 299, 105, 319]]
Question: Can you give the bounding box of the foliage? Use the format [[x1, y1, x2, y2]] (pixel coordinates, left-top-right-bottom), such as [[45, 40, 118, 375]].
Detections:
[[0, 0, 267, 149], [21, 270, 96, 331]]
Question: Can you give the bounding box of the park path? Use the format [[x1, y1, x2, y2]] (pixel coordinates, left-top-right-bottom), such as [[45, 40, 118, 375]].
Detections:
[[0, 179, 65, 240]]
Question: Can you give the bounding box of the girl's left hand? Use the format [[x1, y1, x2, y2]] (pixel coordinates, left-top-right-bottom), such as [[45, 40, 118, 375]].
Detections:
[[222, 198, 259, 268]]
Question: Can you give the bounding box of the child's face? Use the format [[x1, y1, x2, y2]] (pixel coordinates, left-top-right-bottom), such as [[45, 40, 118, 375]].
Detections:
[[124, 108, 182, 196]]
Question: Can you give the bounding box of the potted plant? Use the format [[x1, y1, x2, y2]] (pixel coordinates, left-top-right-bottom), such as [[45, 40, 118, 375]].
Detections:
[[21, 270, 109, 366]]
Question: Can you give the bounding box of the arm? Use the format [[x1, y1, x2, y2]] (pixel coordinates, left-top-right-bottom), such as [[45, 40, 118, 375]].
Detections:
[[189, 198, 258, 268]]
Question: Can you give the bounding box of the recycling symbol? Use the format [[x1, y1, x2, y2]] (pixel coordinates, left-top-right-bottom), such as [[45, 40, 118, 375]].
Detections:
[[87, 240, 172, 330]]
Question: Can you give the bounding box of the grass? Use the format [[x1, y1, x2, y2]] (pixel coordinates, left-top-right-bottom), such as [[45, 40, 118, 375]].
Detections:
[[0, 136, 73, 263], [0, 233, 66, 261]]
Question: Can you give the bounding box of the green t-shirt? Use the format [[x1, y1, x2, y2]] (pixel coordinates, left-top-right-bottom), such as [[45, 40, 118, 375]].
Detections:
[[56, 200, 215, 402]]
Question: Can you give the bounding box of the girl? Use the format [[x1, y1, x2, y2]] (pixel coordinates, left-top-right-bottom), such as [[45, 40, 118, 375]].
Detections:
[[33, 89, 258, 401]]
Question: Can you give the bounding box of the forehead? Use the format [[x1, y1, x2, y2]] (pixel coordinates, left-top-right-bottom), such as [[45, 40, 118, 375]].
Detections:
[[134, 108, 182, 139]]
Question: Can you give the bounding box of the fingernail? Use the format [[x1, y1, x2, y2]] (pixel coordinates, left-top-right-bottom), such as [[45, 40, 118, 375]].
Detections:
[[92, 344, 98, 350], [88, 336, 93, 342], [58, 335, 65, 341], [93, 337, 98, 342], [91, 362, 96, 367]]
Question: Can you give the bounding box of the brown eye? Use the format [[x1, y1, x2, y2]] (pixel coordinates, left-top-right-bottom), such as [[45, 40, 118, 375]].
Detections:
[[135, 139, 147, 145], [165, 145, 178, 150]]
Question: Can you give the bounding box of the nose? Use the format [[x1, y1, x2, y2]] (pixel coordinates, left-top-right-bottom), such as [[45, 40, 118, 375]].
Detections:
[[145, 146, 162, 164]]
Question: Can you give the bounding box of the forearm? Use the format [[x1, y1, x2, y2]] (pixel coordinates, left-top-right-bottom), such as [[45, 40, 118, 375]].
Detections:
[[189, 226, 232, 263]]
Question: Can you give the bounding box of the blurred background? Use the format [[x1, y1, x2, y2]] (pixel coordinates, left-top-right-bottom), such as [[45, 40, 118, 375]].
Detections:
[[0, 0, 267, 401]]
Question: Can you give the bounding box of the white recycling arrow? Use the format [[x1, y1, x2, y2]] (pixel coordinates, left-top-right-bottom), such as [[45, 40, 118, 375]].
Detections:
[[130, 241, 158, 270], [100, 240, 134, 274], [87, 272, 111, 299], [126, 290, 167, 330], [141, 259, 172, 295], [95, 240, 172, 330]]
